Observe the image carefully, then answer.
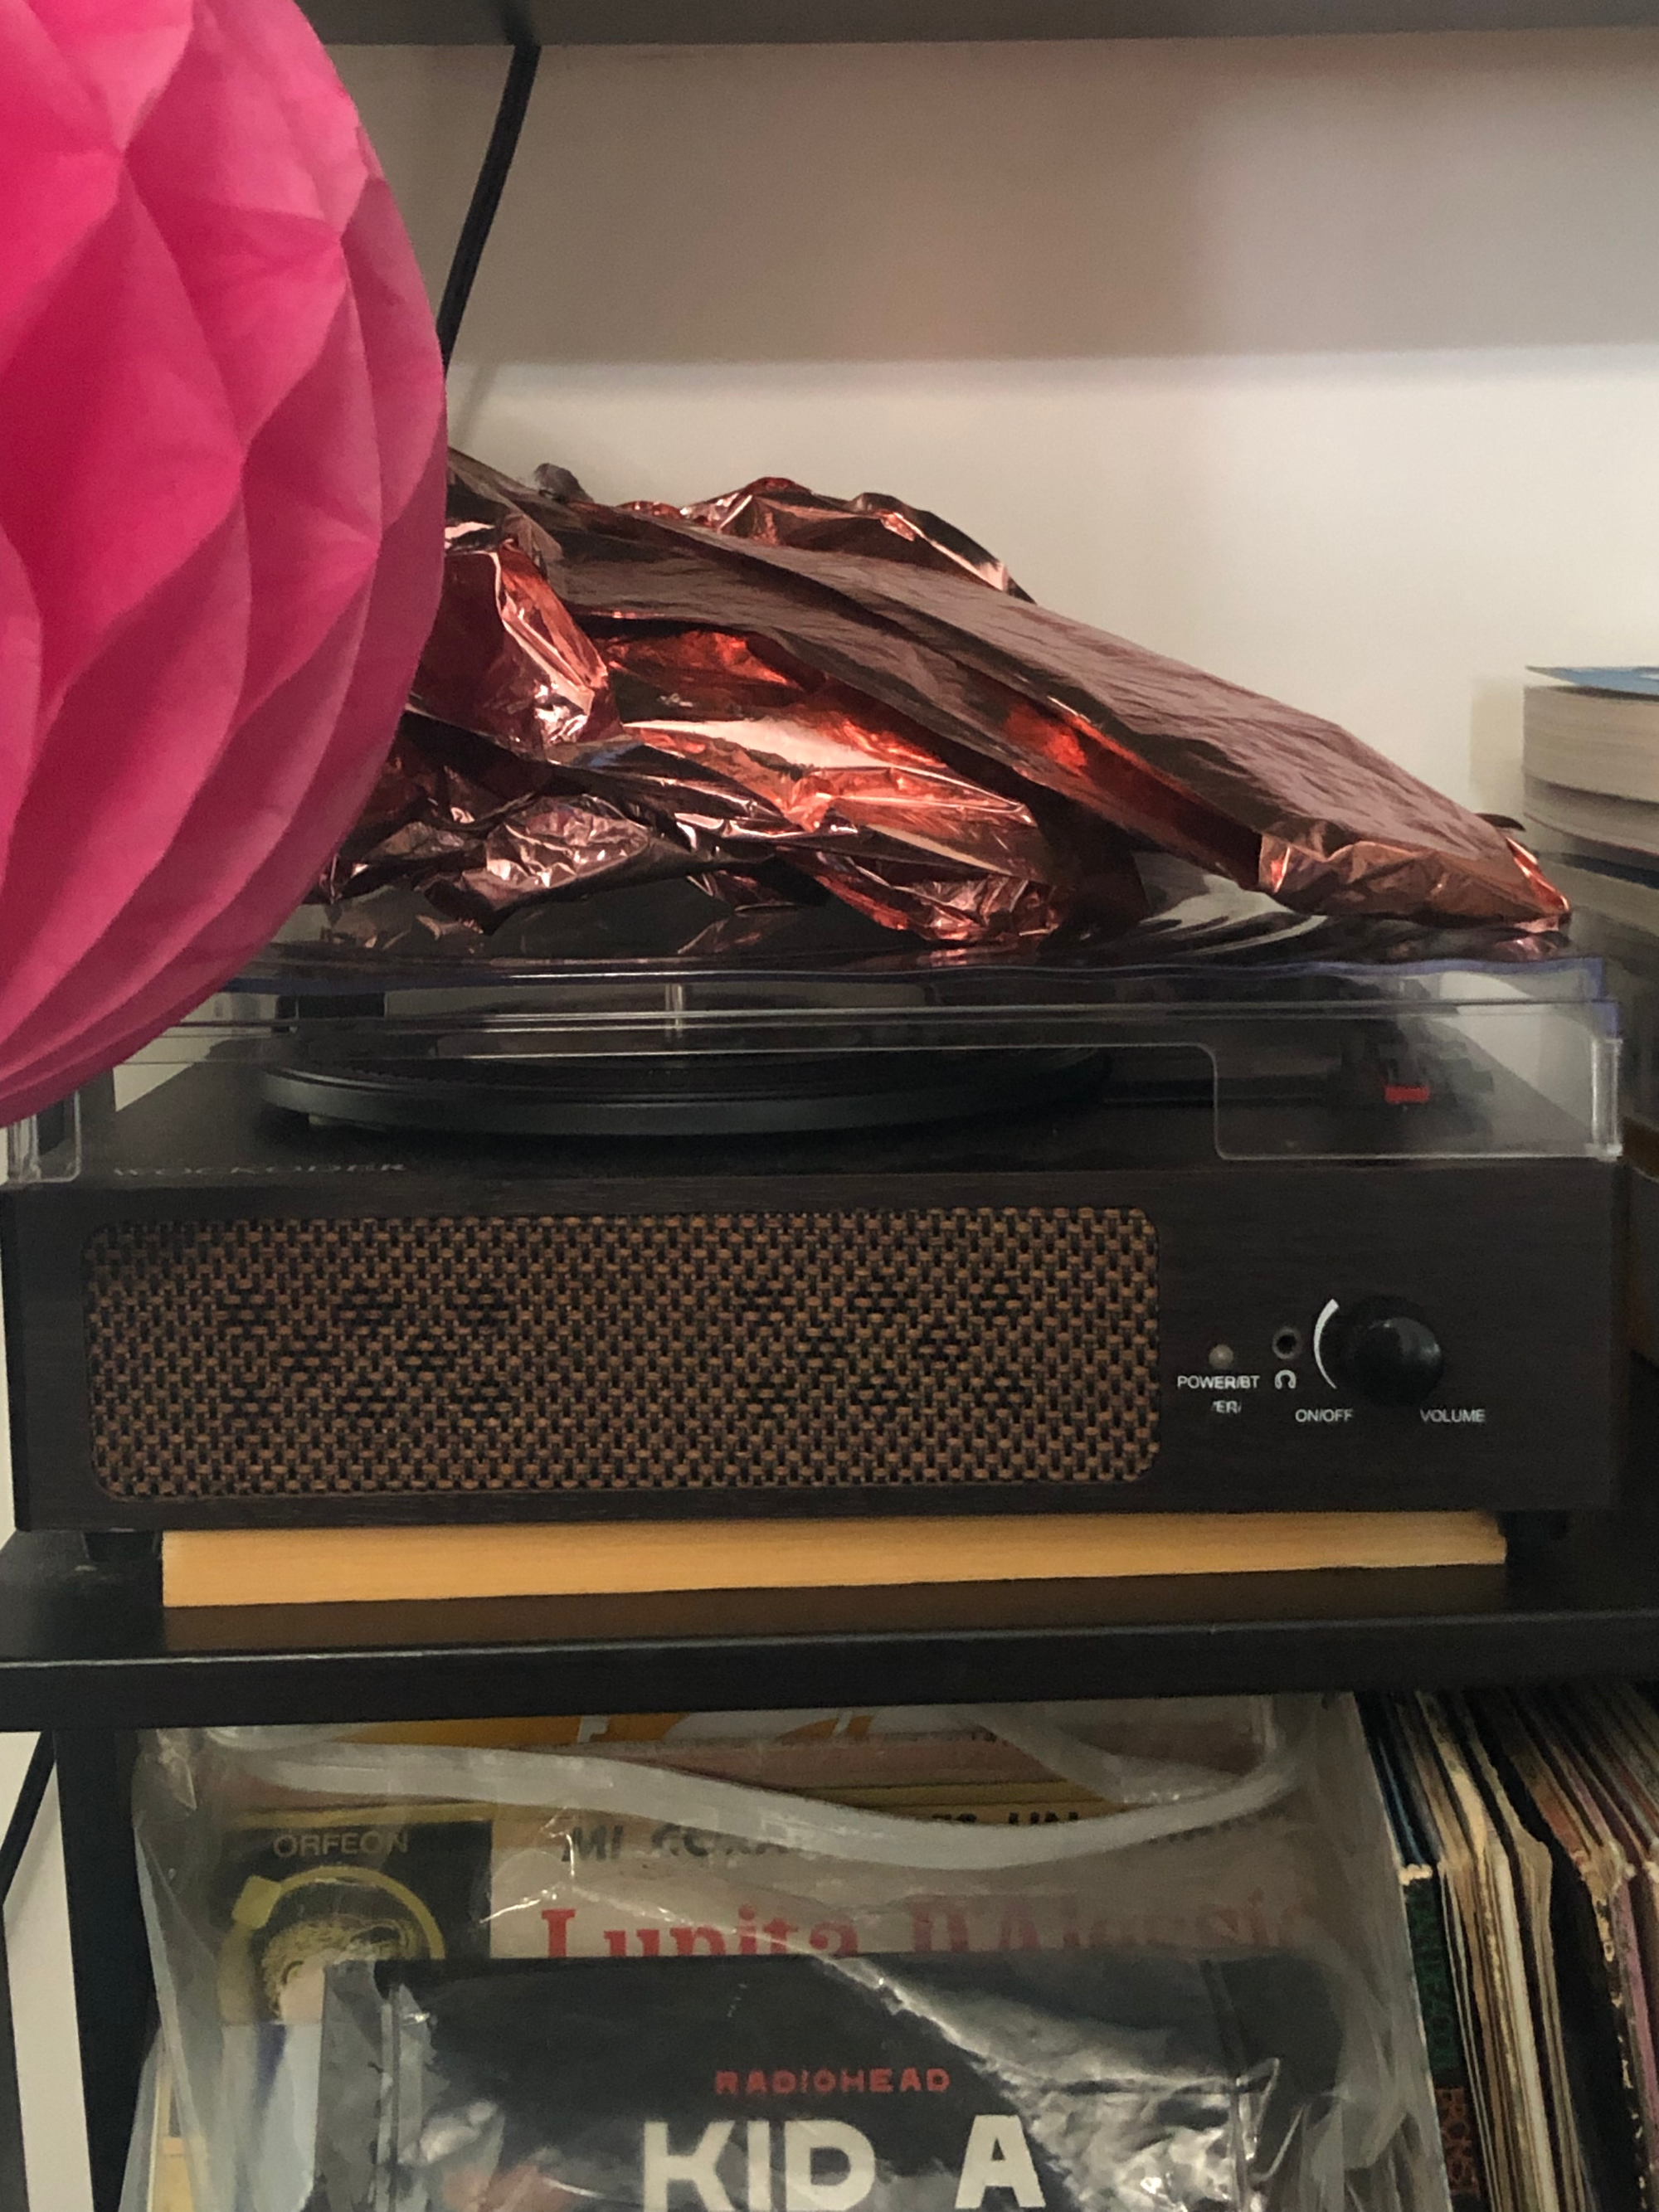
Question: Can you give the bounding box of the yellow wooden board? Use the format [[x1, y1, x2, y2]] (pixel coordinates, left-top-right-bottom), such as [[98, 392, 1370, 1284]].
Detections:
[[163, 1510, 1506, 1608]]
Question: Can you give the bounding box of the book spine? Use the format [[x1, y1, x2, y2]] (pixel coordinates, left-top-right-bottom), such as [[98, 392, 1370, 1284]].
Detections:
[[1400, 1871, 1491, 2212]]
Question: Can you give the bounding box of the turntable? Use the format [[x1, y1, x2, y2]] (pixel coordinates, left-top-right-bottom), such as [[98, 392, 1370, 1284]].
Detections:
[[0, 870, 1623, 1530]]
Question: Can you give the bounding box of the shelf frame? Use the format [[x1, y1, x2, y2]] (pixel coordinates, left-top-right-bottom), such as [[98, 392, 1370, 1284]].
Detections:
[[302, 0, 1659, 46], [0, 1511, 1657, 1731], [16, 10, 1659, 2205]]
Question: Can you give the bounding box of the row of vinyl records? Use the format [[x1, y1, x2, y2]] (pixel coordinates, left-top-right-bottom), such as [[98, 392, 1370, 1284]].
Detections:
[[124, 1686, 1659, 2212], [1365, 1685, 1659, 2212]]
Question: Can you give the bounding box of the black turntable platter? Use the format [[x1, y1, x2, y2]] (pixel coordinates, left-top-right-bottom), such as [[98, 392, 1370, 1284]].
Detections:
[[260, 1043, 1112, 1138]]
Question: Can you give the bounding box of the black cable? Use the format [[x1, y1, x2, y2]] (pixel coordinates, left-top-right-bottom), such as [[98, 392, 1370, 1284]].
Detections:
[[0, 1740, 53, 1908], [435, 42, 542, 372]]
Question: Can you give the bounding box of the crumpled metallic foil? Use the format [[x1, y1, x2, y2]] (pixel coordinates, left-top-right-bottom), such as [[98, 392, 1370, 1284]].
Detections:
[[317, 450, 1564, 946], [607, 470, 1033, 600]]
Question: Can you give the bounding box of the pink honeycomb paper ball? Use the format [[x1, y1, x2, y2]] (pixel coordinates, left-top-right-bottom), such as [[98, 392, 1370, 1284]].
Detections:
[[0, 0, 446, 1125]]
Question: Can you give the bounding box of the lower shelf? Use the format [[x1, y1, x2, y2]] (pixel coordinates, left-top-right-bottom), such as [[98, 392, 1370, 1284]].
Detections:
[[0, 1503, 1652, 1728]]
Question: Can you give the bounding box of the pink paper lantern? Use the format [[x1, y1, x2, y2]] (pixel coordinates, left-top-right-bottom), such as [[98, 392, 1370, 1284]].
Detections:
[[0, 0, 446, 1126]]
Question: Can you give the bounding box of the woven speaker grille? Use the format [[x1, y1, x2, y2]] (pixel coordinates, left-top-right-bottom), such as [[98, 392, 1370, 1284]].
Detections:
[[83, 1208, 1158, 1500]]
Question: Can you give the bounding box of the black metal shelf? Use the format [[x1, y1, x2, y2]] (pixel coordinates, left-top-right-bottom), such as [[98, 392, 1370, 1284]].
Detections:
[[299, 0, 1659, 44], [10, 20, 1651, 2212], [1, 1508, 1656, 1728]]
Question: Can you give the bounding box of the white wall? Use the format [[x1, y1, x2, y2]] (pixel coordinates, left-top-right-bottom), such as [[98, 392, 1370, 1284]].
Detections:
[[335, 28, 1659, 815], [7, 30, 1659, 2208]]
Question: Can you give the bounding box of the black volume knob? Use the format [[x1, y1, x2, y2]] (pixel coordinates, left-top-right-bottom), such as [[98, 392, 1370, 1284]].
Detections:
[[1325, 1298, 1444, 1407]]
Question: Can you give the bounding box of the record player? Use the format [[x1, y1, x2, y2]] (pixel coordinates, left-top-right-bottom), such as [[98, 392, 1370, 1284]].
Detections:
[[0, 871, 1623, 1531]]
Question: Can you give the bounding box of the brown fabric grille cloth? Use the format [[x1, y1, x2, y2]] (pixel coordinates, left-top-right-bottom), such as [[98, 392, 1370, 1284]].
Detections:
[[84, 1207, 1160, 1499]]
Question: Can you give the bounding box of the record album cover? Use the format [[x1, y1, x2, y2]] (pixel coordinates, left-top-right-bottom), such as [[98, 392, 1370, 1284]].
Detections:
[[312, 1950, 1345, 2212]]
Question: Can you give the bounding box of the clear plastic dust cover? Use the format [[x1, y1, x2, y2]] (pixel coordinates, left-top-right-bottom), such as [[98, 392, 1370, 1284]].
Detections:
[[3, 867, 1620, 1185]]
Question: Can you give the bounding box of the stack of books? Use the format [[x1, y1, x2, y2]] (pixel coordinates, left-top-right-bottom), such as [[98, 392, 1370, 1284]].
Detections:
[[1525, 668, 1659, 932], [1523, 669, 1659, 1363]]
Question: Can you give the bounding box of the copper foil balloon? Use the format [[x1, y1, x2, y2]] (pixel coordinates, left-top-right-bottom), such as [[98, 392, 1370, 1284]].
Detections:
[[320, 453, 1562, 950]]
